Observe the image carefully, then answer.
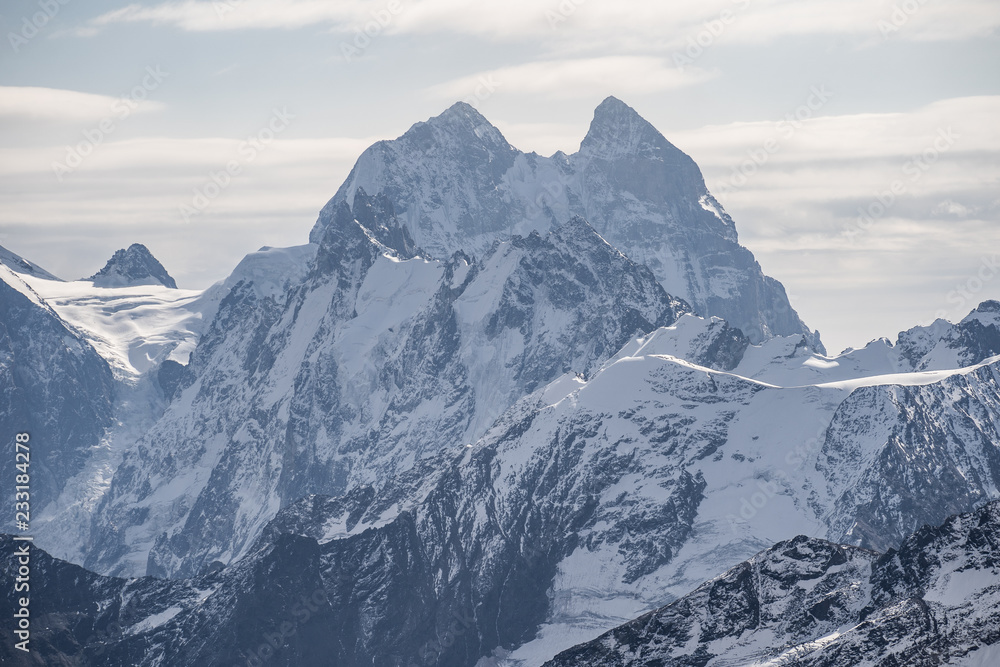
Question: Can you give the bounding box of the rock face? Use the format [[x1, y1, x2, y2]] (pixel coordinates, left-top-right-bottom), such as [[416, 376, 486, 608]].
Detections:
[[87, 243, 178, 288], [0, 265, 114, 515], [312, 97, 821, 348], [85, 190, 690, 578], [543, 500, 1000, 667]]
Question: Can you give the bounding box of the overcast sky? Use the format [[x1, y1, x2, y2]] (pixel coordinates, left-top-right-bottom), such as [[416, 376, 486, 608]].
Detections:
[[1, 0, 998, 354]]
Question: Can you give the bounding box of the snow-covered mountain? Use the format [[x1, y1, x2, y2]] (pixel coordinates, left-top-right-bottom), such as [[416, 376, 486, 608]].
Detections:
[[313, 97, 821, 349], [0, 246, 223, 569], [83, 191, 690, 578], [544, 500, 1000, 667], [215, 310, 998, 666], [2, 97, 999, 667], [87, 243, 178, 289]]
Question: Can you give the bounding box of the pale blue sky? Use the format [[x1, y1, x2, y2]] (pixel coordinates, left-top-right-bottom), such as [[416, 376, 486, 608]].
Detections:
[[1, 0, 998, 353]]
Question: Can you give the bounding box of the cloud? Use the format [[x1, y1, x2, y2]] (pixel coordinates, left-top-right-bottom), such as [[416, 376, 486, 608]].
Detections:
[[84, 0, 1000, 45], [425, 57, 717, 102], [667, 95, 1000, 212], [0, 87, 165, 122], [88, 0, 360, 32]]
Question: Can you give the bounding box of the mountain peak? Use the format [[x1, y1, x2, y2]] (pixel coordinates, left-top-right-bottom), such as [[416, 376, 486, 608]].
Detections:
[[87, 243, 177, 288], [580, 96, 689, 163], [406, 101, 511, 152]]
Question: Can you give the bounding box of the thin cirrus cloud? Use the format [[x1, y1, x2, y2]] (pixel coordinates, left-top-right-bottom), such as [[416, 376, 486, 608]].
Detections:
[[425, 57, 718, 102], [82, 0, 1000, 44], [0, 86, 165, 121]]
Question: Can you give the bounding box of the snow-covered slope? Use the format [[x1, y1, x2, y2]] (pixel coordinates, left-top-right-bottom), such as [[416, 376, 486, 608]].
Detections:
[[312, 97, 820, 348], [0, 243, 61, 280], [20, 276, 209, 378], [544, 500, 1000, 667]]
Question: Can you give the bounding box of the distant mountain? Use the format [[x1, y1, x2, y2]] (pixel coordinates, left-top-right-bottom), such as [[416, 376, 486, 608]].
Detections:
[[313, 97, 821, 349], [87, 243, 177, 288], [545, 500, 1000, 667]]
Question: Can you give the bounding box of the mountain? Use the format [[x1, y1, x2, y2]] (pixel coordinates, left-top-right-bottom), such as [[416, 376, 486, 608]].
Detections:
[[312, 97, 821, 349], [4, 498, 996, 666], [277, 311, 1000, 665], [87, 243, 178, 288], [61, 302, 999, 664], [0, 280, 114, 516], [544, 500, 1000, 667], [6, 98, 1000, 667], [0, 262, 115, 525], [82, 191, 690, 578], [0, 249, 220, 570]]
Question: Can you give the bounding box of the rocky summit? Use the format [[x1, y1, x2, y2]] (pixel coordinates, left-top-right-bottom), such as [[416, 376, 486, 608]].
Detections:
[[87, 243, 178, 288]]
